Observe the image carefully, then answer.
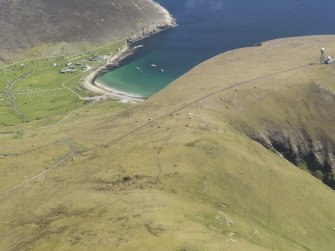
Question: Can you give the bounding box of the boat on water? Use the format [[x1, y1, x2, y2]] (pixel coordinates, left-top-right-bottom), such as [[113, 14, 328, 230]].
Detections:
[[136, 66, 143, 73], [151, 64, 157, 68], [161, 69, 165, 73]]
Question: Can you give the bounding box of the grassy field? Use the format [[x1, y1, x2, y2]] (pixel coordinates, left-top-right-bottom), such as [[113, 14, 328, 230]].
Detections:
[[1, 35, 335, 251], [0, 39, 126, 128]]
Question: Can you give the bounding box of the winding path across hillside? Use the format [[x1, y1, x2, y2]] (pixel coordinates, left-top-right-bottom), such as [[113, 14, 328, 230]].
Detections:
[[0, 62, 312, 195]]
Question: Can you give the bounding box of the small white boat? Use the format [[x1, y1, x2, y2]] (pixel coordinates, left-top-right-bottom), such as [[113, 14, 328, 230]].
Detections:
[[161, 69, 165, 73], [151, 64, 157, 68], [136, 66, 140, 71]]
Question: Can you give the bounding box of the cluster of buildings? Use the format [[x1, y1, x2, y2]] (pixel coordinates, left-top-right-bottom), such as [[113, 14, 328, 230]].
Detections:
[[60, 61, 90, 74], [60, 65, 77, 74], [59, 54, 107, 74]]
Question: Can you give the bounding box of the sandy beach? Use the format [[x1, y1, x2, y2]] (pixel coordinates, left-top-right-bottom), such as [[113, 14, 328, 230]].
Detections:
[[81, 44, 146, 104], [81, 3, 176, 103]]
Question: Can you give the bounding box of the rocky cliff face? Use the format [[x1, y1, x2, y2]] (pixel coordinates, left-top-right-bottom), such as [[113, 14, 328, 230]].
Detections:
[[0, 0, 175, 58], [239, 81, 335, 189], [247, 125, 335, 189]]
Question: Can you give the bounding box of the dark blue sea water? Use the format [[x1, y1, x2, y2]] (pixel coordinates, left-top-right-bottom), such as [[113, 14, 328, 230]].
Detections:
[[97, 0, 335, 98]]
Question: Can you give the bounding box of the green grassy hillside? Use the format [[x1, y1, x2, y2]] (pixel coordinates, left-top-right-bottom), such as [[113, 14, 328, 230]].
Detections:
[[0, 40, 126, 128], [1, 35, 335, 250], [0, 0, 175, 61]]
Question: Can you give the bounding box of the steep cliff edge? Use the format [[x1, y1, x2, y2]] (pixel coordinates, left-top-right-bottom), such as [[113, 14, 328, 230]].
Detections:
[[247, 122, 335, 189], [233, 69, 335, 189]]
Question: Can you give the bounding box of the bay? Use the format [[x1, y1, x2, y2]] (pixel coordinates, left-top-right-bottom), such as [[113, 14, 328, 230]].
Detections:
[[97, 0, 335, 98]]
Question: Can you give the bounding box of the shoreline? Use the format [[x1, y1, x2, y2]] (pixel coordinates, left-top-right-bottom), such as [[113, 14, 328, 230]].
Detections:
[[82, 2, 177, 103], [81, 44, 146, 104]]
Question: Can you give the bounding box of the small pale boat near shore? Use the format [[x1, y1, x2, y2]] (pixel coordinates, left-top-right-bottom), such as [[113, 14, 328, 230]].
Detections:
[[136, 66, 143, 73]]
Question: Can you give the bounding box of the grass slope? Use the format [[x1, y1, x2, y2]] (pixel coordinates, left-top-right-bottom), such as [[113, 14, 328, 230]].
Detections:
[[1, 35, 335, 250], [0, 40, 125, 128], [0, 0, 173, 60]]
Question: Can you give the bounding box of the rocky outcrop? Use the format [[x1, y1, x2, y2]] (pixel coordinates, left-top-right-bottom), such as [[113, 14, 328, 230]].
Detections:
[[127, 22, 176, 43], [247, 125, 335, 189]]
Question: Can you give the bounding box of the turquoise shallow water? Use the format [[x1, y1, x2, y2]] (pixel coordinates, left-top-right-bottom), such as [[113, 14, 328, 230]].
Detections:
[[97, 0, 335, 98]]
